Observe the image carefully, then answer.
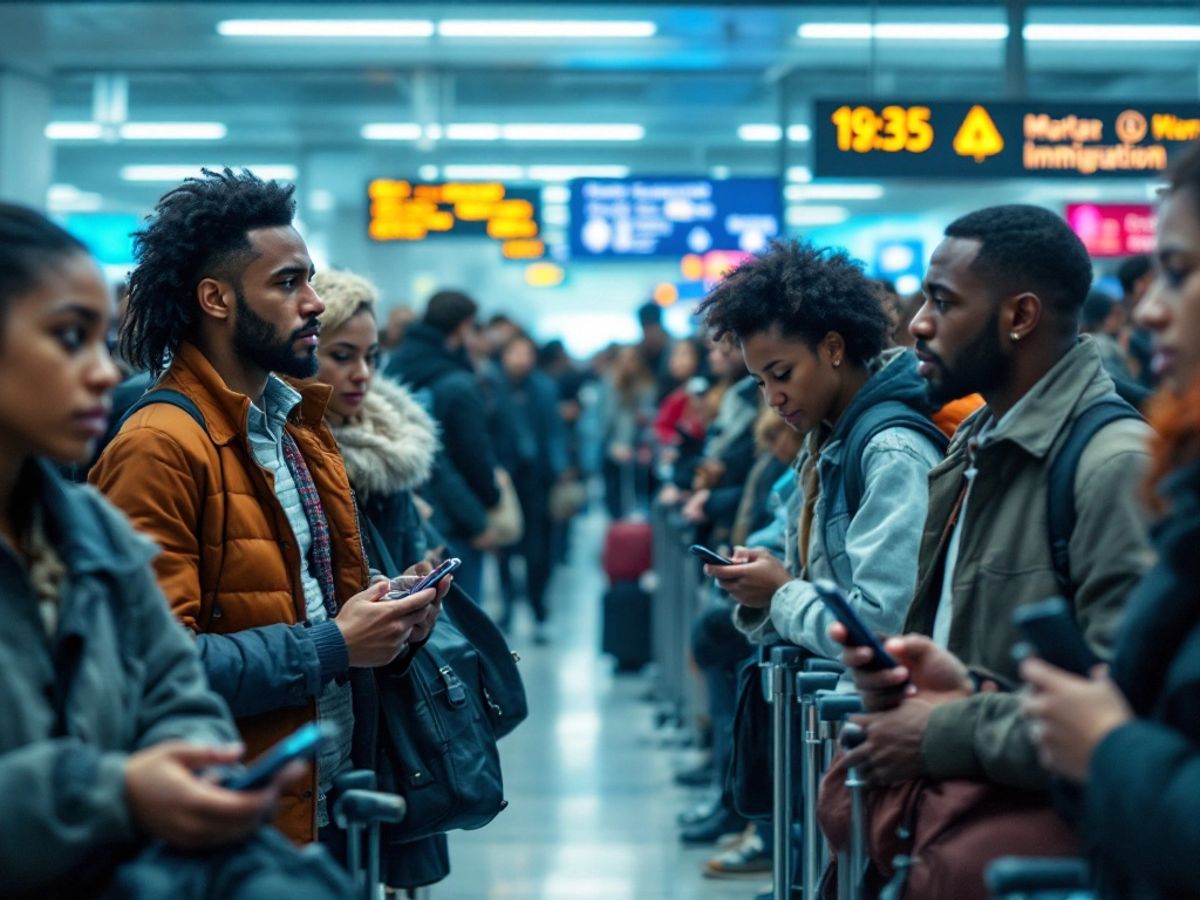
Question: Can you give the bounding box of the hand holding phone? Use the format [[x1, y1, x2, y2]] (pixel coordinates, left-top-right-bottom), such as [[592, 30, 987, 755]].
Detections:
[[221, 722, 336, 791], [814, 579, 899, 671], [689, 544, 734, 566], [1013, 597, 1099, 677], [387, 557, 461, 600]]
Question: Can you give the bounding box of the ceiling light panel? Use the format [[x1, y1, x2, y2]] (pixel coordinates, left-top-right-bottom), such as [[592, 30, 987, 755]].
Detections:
[[501, 124, 643, 141], [798, 23, 1008, 41], [121, 164, 298, 182], [217, 19, 434, 38], [786, 184, 885, 201], [438, 20, 656, 38], [45, 122, 103, 140], [361, 123, 423, 141], [119, 122, 227, 140], [1023, 24, 1200, 42], [737, 124, 812, 142]]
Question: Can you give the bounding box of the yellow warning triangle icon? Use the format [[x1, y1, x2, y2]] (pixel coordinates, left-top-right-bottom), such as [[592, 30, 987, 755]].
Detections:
[[953, 105, 1005, 163]]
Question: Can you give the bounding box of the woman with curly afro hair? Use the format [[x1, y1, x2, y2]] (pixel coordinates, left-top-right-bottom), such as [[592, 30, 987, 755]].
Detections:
[[697, 239, 947, 662]]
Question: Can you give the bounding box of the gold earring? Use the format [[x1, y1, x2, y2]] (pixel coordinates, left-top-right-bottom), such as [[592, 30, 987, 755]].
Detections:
[[1010, 331, 1020, 342]]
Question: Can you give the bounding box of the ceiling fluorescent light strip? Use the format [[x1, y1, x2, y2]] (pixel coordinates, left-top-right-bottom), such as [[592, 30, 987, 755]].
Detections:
[[119, 122, 227, 140], [526, 165, 631, 181], [799, 22, 1008, 40], [218, 19, 434, 37], [786, 183, 885, 201], [45, 122, 104, 140], [1023, 24, 1200, 42], [121, 164, 298, 182], [502, 124, 643, 141], [441, 165, 526, 181], [362, 123, 423, 141], [446, 123, 503, 141], [738, 124, 812, 142], [438, 20, 655, 38]]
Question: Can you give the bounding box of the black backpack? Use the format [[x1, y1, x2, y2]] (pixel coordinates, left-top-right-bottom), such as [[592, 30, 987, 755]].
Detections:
[[1045, 394, 1143, 599], [842, 399, 951, 518]]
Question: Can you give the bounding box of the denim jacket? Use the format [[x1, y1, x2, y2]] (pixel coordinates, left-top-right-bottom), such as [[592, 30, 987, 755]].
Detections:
[[736, 349, 944, 659]]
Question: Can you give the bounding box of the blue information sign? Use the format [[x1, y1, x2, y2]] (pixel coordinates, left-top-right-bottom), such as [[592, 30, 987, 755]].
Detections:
[[568, 176, 781, 259]]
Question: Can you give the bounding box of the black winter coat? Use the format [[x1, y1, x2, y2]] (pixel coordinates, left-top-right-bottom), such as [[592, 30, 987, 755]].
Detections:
[[1084, 460, 1200, 900], [386, 323, 500, 539]]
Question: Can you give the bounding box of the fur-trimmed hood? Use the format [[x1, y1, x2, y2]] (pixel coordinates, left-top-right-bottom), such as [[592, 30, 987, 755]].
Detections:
[[329, 376, 440, 500]]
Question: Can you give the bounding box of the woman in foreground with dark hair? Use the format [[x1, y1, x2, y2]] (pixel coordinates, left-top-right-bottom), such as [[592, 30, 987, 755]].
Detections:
[[0, 203, 318, 893], [1022, 139, 1200, 900]]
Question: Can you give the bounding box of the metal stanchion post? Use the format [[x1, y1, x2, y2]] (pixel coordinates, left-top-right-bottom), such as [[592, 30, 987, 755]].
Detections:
[[841, 723, 868, 900], [798, 670, 841, 899], [817, 693, 865, 900], [769, 646, 804, 900]]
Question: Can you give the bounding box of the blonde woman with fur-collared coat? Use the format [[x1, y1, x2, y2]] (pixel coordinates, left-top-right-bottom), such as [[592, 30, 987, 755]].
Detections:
[[310, 269, 452, 889], [312, 270, 440, 572]]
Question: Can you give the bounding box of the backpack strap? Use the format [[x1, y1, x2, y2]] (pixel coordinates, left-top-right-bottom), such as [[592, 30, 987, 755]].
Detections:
[[114, 388, 207, 435], [1046, 394, 1142, 600], [842, 401, 950, 518]]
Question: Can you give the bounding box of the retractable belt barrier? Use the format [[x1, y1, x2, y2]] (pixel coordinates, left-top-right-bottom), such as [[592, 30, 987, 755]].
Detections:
[[799, 666, 842, 899], [817, 692, 865, 900], [764, 646, 806, 900], [650, 501, 706, 726]]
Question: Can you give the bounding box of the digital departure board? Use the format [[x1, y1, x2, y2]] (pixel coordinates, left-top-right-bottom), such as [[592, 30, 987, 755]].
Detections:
[[814, 101, 1200, 179], [367, 180, 542, 257], [568, 176, 781, 259]]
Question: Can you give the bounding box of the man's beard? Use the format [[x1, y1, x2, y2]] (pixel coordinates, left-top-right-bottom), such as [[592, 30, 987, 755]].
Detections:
[[233, 291, 319, 379], [919, 307, 1011, 407]]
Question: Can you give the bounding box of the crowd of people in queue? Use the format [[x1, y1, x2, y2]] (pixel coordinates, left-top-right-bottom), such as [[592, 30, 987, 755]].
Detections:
[[3, 136, 1200, 899]]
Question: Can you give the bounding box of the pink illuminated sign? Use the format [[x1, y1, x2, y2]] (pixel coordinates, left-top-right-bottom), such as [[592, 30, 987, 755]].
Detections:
[[1065, 203, 1156, 258]]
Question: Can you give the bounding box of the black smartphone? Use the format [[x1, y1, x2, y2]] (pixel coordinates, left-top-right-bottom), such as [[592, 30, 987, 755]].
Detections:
[[813, 579, 899, 671], [222, 722, 334, 791], [391, 557, 461, 599], [1013, 597, 1099, 677], [689, 544, 734, 566]]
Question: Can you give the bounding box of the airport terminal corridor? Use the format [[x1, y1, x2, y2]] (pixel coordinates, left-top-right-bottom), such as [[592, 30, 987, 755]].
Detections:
[[439, 511, 752, 900]]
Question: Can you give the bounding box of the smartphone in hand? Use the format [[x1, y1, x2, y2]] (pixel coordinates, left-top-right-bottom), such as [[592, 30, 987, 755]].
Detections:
[[387, 557, 461, 600], [813, 579, 899, 670], [1013, 597, 1099, 677], [689, 544, 734, 566], [221, 722, 335, 791]]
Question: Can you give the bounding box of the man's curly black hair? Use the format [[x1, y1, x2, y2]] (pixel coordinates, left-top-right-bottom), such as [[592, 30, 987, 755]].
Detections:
[[120, 167, 297, 374], [696, 239, 890, 367]]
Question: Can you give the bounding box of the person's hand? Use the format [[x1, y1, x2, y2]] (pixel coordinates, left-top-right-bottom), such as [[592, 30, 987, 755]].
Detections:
[[125, 742, 303, 849], [830, 625, 978, 712], [470, 528, 496, 551], [609, 444, 634, 464], [411, 494, 434, 522], [843, 700, 934, 786], [1020, 659, 1133, 783], [337, 580, 436, 667], [682, 489, 710, 524], [389, 574, 450, 645], [656, 484, 683, 506], [705, 547, 791, 608]]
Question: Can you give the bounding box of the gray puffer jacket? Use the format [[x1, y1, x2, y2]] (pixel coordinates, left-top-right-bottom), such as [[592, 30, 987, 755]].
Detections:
[[0, 460, 236, 896]]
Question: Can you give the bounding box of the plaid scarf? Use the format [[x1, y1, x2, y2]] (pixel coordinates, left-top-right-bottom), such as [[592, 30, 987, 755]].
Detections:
[[281, 428, 338, 618]]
